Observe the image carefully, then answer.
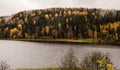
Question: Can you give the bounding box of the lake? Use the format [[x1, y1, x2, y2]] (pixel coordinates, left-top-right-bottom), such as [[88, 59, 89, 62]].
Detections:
[[0, 40, 120, 69]]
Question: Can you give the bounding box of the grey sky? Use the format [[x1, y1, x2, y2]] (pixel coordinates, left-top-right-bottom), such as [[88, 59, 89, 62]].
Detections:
[[0, 0, 120, 16]]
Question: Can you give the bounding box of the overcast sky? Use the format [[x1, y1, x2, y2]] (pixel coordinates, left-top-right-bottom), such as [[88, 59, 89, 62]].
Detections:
[[0, 0, 120, 16]]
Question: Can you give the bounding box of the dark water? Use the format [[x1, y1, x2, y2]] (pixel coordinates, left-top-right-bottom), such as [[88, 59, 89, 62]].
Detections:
[[0, 40, 120, 69]]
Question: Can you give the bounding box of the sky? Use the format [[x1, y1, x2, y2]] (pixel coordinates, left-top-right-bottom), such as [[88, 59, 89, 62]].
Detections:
[[0, 0, 120, 16]]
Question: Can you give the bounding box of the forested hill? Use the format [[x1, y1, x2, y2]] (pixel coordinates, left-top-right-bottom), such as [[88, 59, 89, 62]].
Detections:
[[0, 8, 120, 43]]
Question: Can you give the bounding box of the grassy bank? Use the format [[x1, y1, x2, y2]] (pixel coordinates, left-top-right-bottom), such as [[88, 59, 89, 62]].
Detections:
[[15, 67, 120, 70], [16, 68, 59, 70], [11, 38, 120, 45], [0, 38, 98, 44], [18, 38, 98, 43], [0, 38, 120, 45]]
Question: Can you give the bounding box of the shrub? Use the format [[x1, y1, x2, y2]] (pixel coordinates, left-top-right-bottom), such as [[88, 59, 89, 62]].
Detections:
[[80, 51, 114, 70], [60, 48, 79, 70], [0, 61, 10, 70]]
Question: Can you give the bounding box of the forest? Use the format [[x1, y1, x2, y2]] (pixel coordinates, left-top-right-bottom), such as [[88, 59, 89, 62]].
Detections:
[[0, 8, 120, 43]]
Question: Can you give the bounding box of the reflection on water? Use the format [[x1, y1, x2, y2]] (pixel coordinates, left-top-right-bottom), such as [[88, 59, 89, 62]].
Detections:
[[0, 40, 120, 69]]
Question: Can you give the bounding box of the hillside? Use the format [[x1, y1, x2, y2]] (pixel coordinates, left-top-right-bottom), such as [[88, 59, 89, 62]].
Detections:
[[0, 8, 120, 44]]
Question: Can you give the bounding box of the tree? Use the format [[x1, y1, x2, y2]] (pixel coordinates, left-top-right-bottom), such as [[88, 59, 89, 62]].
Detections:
[[10, 28, 18, 38], [80, 51, 114, 70], [117, 26, 120, 41], [45, 26, 50, 35], [58, 23, 62, 38], [0, 61, 10, 70], [55, 13, 59, 17], [60, 48, 79, 70], [51, 29, 57, 39], [18, 23, 22, 30], [45, 14, 49, 19]]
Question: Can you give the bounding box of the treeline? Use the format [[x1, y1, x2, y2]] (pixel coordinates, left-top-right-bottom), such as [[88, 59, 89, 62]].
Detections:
[[0, 8, 120, 43]]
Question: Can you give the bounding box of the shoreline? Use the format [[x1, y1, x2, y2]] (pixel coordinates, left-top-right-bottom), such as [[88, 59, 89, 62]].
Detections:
[[0, 38, 120, 46]]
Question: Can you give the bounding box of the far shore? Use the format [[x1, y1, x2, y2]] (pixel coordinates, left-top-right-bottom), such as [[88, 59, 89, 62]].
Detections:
[[0, 38, 120, 46]]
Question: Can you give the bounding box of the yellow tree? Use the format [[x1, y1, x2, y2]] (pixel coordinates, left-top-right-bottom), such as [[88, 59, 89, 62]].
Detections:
[[45, 14, 49, 19], [45, 26, 50, 35], [64, 11, 66, 15], [25, 16, 28, 22], [41, 27, 45, 36], [10, 29, 13, 38], [68, 10, 72, 15], [18, 23, 22, 30], [25, 33, 29, 39], [17, 30, 22, 38], [0, 18, 2, 22], [70, 17, 72, 21], [55, 13, 58, 17], [31, 13, 36, 17], [10, 28, 18, 38], [58, 23, 61, 28], [33, 20, 36, 25], [66, 24, 69, 29], [66, 18, 69, 23], [20, 13, 22, 18], [52, 17, 54, 21], [49, 14, 52, 18], [38, 11, 41, 15]]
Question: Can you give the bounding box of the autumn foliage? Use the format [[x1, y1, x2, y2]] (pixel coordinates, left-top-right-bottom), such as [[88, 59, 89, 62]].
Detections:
[[0, 8, 120, 43]]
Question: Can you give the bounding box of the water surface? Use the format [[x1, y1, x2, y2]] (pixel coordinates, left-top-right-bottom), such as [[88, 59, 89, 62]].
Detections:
[[0, 40, 120, 69]]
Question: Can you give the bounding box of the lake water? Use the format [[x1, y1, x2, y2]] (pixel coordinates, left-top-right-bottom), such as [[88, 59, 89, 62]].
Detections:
[[0, 40, 120, 69]]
